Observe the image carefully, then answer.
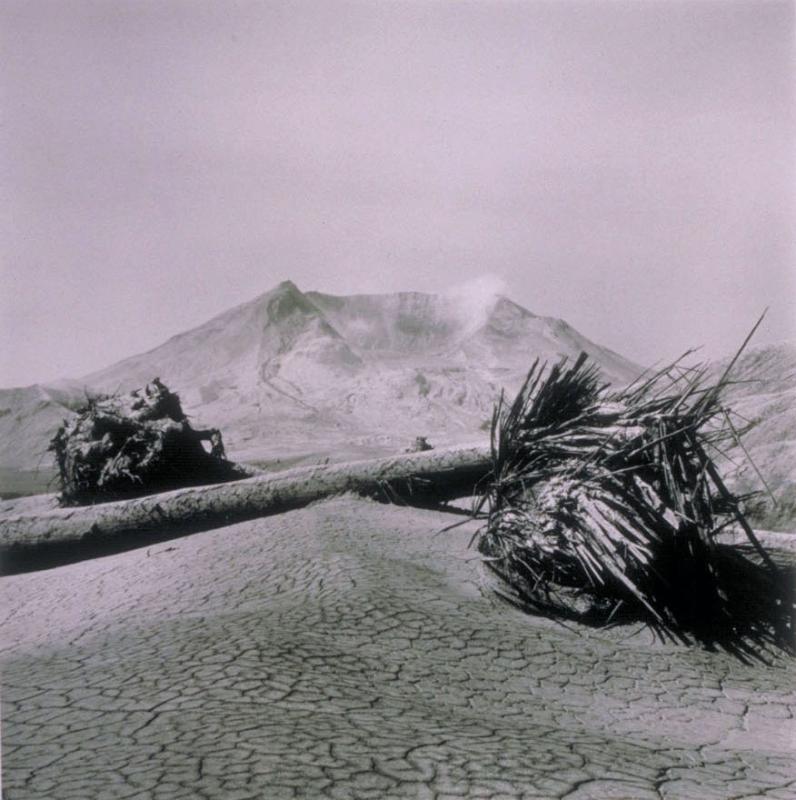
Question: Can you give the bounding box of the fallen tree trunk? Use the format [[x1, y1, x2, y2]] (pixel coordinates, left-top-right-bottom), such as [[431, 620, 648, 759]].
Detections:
[[1, 444, 491, 566]]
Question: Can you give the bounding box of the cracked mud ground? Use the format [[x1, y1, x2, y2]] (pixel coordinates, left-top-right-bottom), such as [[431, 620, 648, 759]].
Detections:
[[2, 496, 795, 800]]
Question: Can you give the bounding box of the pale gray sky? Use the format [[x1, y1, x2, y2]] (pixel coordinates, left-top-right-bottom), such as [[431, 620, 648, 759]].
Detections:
[[2, 0, 794, 386]]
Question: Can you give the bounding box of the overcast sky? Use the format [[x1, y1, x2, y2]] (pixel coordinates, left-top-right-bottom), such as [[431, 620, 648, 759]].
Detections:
[[2, 0, 794, 386]]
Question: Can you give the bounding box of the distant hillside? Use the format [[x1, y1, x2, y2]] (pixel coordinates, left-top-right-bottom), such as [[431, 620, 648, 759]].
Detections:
[[712, 342, 796, 531], [0, 384, 86, 475]]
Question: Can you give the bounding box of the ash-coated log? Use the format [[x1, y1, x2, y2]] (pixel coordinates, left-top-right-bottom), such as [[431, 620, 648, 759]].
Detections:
[[1, 445, 491, 568]]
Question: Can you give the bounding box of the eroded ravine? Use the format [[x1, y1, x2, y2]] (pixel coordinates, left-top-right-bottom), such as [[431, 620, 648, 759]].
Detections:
[[2, 496, 795, 799]]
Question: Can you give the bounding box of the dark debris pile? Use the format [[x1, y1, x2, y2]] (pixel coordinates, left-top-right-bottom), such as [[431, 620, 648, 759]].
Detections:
[[50, 379, 246, 505]]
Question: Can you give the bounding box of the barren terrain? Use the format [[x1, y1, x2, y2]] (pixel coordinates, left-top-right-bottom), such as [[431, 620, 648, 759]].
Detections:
[[2, 495, 795, 799]]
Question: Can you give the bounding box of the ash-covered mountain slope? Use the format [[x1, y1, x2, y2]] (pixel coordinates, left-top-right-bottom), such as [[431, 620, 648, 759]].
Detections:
[[0, 280, 640, 474], [85, 280, 362, 399], [0, 384, 86, 473], [306, 289, 637, 379], [710, 342, 796, 530]]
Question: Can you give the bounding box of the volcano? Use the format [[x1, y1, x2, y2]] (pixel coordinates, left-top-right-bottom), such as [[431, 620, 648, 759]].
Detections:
[[0, 281, 640, 476], [6, 280, 792, 527]]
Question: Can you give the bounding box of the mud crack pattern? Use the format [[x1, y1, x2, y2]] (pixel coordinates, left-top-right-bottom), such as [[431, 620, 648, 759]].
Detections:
[[2, 496, 795, 799]]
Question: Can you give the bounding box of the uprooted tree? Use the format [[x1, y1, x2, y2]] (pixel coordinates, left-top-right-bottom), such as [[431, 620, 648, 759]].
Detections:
[[475, 350, 794, 651], [49, 378, 247, 505]]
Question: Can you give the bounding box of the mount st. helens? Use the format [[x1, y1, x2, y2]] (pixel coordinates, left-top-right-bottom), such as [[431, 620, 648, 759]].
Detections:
[[0, 281, 638, 472], [1, 281, 792, 527]]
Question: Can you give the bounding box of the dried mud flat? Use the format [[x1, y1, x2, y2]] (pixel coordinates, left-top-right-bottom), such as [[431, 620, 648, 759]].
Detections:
[[1, 496, 795, 800]]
